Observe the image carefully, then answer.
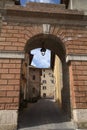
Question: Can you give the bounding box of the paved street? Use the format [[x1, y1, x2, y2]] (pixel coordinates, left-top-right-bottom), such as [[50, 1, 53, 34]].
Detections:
[[18, 99, 76, 130]]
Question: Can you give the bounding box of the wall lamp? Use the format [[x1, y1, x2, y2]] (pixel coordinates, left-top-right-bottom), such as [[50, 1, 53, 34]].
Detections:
[[40, 41, 46, 56]]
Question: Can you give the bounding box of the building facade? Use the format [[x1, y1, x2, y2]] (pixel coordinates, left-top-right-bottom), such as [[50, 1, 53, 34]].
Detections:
[[41, 68, 55, 98], [27, 66, 41, 101], [0, 0, 87, 129], [53, 55, 63, 109], [68, 0, 87, 14], [20, 53, 33, 102]]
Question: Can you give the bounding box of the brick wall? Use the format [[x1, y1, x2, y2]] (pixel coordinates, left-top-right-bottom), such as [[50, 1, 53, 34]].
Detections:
[[0, 2, 87, 129], [69, 61, 87, 109], [0, 59, 21, 110], [0, 23, 25, 51], [63, 28, 87, 55], [1, 23, 87, 55], [0, 22, 87, 111]]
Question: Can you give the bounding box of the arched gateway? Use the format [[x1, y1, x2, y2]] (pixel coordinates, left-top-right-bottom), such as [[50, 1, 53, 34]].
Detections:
[[0, 1, 87, 130]]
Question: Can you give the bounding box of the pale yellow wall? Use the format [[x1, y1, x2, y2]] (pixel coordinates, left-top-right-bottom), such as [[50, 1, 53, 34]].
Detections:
[[41, 69, 55, 98], [54, 55, 63, 108]]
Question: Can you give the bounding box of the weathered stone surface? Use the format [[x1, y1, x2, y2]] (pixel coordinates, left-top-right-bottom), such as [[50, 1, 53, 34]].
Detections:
[[0, 110, 18, 130], [78, 122, 87, 129], [73, 109, 87, 128], [0, 110, 18, 123], [66, 55, 87, 63], [0, 125, 17, 130], [0, 51, 24, 59], [68, 0, 87, 15]]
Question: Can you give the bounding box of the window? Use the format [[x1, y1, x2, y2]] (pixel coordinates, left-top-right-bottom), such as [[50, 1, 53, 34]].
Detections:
[[32, 87, 35, 94], [49, 73, 54, 77], [43, 93, 46, 98], [43, 80, 46, 83], [49, 72, 51, 75], [43, 69, 45, 72], [43, 86, 46, 90], [51, 80, 54, 83], [33, 75, 35, 80], [43, 74, 45, 78], [51, 74, 54, 77]]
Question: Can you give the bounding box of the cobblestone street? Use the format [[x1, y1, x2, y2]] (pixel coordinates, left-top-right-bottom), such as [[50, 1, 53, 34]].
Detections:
[[18, 99, 76, 130]]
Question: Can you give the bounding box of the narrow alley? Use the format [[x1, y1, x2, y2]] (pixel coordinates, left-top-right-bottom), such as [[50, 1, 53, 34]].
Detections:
[[18, 99, 76, 130]]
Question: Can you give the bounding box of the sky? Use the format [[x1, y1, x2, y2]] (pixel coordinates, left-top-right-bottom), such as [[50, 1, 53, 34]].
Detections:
[[31, 48, 51, 68], [20, 0, 60, 68], [20, 0, 60, 6]]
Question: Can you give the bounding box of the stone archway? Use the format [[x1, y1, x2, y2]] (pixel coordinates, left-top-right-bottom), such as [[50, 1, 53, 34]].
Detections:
[[25, 34, 66, 60], [24, 33, 71, 115], [0, 2, 87, 129]]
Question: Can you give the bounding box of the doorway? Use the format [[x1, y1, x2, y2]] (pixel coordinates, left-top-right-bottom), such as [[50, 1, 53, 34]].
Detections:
[[18, 33, 72, 129]]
